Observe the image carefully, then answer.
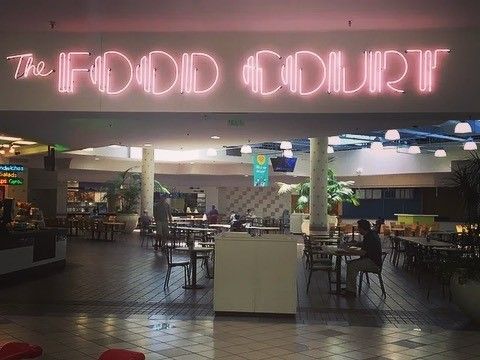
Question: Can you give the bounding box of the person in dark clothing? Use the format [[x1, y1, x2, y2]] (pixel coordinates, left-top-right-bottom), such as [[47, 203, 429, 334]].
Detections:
[[342, 219, 382, 297], [230, 214, 244, 232]]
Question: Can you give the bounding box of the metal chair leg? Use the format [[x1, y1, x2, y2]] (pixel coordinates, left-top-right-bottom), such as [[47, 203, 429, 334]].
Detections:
[[365, 273, 370, 285], [378, 273, 386, 298], [164, 267, 171, 290], [306, 269, 313, 293], [358, 272, 364, 295]]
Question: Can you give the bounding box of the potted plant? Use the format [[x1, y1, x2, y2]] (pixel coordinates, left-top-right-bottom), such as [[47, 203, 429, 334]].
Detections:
[[449, 152, 480, 322], [277, 169, 359, 233], [103, 167, 170, 233]]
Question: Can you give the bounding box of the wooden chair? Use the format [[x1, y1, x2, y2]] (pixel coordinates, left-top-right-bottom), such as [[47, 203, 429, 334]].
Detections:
[[164, 245, 190, 289], [358, 251, 388, 298], [304, 236, 334, 292]]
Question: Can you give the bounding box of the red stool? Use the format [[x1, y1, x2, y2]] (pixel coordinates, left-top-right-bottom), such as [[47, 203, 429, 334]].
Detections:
[[0, 342, 43, 360], [99, 349, 145, 360]]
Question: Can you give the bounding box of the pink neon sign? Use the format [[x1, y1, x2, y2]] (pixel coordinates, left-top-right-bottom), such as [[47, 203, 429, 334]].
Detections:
[[6, 47, 449, 97], [7, 50, 220, 95], [242, 48, 450, 96]]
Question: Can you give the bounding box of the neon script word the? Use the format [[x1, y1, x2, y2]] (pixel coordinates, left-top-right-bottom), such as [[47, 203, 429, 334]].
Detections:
[[242, 48, 450, 95], [7, 51, 220, 95]]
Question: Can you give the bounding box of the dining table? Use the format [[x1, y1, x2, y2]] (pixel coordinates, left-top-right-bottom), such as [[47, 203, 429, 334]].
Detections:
[[398, 236, 453, 248], [103, 221, 125, 241], [321, 245, 363, 294], [175, 246, 214, 289], [246, 226, 280, 236], [169, 226, 216, 243]]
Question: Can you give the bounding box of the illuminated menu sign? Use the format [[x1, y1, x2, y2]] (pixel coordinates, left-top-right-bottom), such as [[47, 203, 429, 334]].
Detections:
[[0, 164, 24, 186]]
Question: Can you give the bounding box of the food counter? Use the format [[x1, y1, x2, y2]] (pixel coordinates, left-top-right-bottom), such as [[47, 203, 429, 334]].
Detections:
[[394, 213, 438, 225], [0, 228, 67, 282]]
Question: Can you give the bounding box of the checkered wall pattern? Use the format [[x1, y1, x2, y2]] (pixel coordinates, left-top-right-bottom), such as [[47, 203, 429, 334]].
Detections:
[[219, 187, 291, 218]]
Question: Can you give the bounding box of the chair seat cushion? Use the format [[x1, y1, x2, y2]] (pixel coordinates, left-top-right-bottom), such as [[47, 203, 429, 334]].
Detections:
[[0, 342, 43, 359], [99, 349, 145, 360]]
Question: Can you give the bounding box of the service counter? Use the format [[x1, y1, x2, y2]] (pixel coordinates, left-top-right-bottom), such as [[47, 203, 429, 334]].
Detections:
[[0, 228, 67, 281]]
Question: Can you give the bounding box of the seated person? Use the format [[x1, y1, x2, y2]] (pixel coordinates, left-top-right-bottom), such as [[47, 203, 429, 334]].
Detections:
[[342, 219, 382, 297], [230, 214, 244, 232], [139, 210, 153, 235]]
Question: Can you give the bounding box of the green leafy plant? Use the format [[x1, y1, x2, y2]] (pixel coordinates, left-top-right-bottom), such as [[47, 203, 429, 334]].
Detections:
[[277, 169, 359, 214], [103, 167, 170, 214]]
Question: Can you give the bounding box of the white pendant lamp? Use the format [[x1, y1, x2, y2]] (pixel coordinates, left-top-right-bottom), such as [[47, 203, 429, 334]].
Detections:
[[385, 129, 400, 141], [408, 145, 421, 154], [327, 146, 334, 154], [464, 138, 477, 151], [370, 138, 383, 151], [240, 144, 252, 154], [206, 148, 217, 157], [280, 141, 292, 150], [328, 136, 341, 145], [434, 149, 447, 157], [454, 121, 472, 134], [283, 149, 293, 158]]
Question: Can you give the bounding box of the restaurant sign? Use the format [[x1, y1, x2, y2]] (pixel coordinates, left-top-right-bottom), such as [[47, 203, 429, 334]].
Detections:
[[253, 154, 269, 187], [0, 164, 25, 186], [5, 48, 450, 97]]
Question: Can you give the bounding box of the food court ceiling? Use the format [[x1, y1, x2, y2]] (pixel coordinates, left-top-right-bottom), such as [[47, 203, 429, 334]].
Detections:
[[0, 0, 478, 32]]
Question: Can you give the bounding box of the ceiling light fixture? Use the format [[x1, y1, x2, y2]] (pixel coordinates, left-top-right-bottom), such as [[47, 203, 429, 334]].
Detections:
[[94, 157, 100, 161], [370, 138, 383, 151], [385, 129, 400, 141], [454, 121, 472, 134], [464, 138, 477, 151], [108, 144, 121, 148], [206, 148, 217, 157], [434, 149, 447, 157], [280, 141, 292, 150], [328, 136, 341, 145], [327, 146, 334, 154], [0, 136, 22, 142], [143, 143, 152, 147], [240, 144, 252, 154], [211, 135, 220, 140], [13, 140, 37, 145], [8, 147, 15, 154], [283, 149, 293, 158], [408, 145, 421, 154], [83, 148, 94, 151]]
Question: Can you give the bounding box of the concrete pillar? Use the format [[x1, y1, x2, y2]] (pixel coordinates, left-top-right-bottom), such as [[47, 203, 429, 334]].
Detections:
[[141, 147, 155, 216], [309, 137, 329, 233]]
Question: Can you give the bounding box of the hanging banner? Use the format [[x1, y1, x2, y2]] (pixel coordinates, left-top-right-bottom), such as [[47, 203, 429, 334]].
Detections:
[[253, 154, 269, 187]]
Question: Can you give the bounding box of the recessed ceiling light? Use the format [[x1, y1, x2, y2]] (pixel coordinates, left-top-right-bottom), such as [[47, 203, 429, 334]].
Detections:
[[144, 143, 152, 147], [13, 140, 37, 145], [0, 136, 22, 142], [94, 157, 100, 161], [328, 136, 341, 145], [211, 135, 220, 140], [244, 175, 249, 177], [83, 148, 94, 152], [108, 144, 121, 148]]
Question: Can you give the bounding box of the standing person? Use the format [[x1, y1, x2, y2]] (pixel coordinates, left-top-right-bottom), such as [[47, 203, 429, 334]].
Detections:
[[207, 205, 219, 224], [229, 210, 236, 223], [342, 219, 382, 297], [153, 195, 172, 251]]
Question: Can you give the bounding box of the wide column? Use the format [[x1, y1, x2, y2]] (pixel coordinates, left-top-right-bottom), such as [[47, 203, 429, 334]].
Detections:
[[309, 137, 329, 234], [141, 147, 155, 216]]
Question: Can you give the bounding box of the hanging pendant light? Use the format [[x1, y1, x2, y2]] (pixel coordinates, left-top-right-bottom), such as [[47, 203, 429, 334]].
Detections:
[[283, 149, 293, 158], [385, 129, 400, 141], [464, 138, 477, 151], [408, 145, 421, 154], [434, 149, 447, 157], [454, 121, 472, 134], [280, 141, 292, 150], [328, 136, 341, 145], [240, 144, 252, 154], [370, 138, 383, 151], [327, 146, 334, 154]]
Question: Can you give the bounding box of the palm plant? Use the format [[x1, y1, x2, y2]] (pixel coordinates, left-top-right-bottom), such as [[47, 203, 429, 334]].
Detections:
[[277, 169, 359, 213], [103, 167, 170, 213]]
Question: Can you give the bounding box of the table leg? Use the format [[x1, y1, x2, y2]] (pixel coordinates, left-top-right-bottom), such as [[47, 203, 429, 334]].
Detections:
[[183, 251, 204, 289], [110, 226, 114, 242], [330, 255, 343, 294]]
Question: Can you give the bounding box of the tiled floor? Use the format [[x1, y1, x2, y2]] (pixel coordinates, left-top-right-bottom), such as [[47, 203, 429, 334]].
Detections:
[[0, 234, 478, 359]]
